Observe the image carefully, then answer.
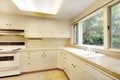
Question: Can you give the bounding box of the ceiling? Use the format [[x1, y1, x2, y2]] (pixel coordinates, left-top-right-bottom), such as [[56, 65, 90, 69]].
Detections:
[[0, 0, 98, 20]]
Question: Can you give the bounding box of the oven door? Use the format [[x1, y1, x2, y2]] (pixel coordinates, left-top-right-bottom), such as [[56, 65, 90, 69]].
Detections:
[[0, 52, 20, 69]]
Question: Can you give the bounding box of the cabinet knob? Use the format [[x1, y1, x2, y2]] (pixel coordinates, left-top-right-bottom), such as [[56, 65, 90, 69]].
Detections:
[[73, 65, 76, 68]]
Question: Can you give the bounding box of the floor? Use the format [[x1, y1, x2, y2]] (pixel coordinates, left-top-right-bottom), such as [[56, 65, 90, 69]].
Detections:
[[0, 70, 68, 80]]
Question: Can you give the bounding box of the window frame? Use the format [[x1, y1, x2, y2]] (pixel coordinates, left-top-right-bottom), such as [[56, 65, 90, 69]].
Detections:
[[73, 23, 79, 45], [109, 2, 120, 49], [72, 0, 120, 52], [104, 0, 120, 52], [80, 8, 104, 48]]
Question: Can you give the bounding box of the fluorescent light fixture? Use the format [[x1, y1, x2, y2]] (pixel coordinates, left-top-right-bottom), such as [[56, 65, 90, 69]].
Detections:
[[12, 0, 63, 14]]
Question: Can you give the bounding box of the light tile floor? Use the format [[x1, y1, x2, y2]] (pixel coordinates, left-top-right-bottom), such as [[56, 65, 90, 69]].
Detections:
[[0, 70, 68, 80]]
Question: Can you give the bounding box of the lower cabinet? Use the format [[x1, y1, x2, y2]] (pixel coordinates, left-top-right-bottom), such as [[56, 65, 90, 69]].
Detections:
[[61, 51, 86, 80], [57, 50, 65, 69], [85, 64, 119, 80], [42, 49, 57, 69], [21, 49, 119, 80], [20, 49, 57, 72]]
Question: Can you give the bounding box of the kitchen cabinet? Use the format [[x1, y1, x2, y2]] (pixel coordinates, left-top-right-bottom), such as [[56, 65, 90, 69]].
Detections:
[[20, 51, 43, 72], [21, 49, 119, 80], [64, 51, 86, 80], [57, 50, 66, 69], [20, 49, 57, 72], [85, 64, 119, 80], [25, 20, 70, 38], [42, 49, 57, 69], [0, 15, 25, 29], [20, 51, 31, 72], [25, 29, 70, 38]]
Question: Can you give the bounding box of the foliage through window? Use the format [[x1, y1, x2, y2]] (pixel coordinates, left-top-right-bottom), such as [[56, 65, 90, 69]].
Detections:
[[110, 2, 120, 48], [82, 11, 104, 46]]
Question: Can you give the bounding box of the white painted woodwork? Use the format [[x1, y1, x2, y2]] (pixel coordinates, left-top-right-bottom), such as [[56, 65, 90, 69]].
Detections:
[[58, 51, 86, 80], [0, 14, 26, 29], [42, 49, 57, 69], [57, 50, 65, 69], [86, 64, 119, 80], [21, 49, 119, 80], [25, 19, 70, 38], [0, 14, 70, 38], [20, 50, 57, 72]]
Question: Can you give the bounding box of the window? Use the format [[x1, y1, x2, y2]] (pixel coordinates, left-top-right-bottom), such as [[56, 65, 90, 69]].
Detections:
[[110, 2, 120, 48], [73, 23, 78, 44], [81, 11, 104, 46]]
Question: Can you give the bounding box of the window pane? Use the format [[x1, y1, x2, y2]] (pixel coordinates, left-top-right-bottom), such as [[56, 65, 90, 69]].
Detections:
[[110, 2, 120, 48], [73, 23, 78, 44], [82, 12, 104, 46]]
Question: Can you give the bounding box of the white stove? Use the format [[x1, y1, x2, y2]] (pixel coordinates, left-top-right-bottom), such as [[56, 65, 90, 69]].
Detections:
[[0, 46, 24, 77]]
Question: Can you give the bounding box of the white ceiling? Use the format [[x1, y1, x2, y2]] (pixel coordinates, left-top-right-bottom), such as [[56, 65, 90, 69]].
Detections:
[[0, 0, 98, 20]]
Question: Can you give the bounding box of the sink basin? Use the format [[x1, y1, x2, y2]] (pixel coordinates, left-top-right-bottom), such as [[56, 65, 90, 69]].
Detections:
[[65, 48, 105, 58], [80, 53, 104, 58], [78, 50, 105, 58]]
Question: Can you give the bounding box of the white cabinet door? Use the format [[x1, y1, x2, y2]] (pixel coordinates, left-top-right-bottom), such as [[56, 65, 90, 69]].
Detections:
[[63, 51, 86, 80], [57, 50, 65, 69], [21, 51, 44, 72], [21, 50, 57, 72], [0, 15, 25, 29], [20, 51, 31, 72], [42, 49, 57, 69], [30, 51, 43, 71]]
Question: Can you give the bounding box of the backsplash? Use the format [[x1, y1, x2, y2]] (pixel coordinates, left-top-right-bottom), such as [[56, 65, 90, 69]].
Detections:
[[25, 38, 70, 49]]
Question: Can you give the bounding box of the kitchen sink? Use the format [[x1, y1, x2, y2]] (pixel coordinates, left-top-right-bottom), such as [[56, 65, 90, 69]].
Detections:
[[65, 48, 105, 58], [80, 52, 105, 58]]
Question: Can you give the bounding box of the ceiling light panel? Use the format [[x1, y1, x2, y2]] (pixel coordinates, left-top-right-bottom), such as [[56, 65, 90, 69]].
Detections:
[[12, 0, 63, 14]]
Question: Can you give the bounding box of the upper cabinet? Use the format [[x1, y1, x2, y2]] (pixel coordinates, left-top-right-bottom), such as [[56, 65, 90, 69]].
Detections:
[[0, 14, 26, 30], [25, 19, 70, 38], [0, 14, 70, 38]]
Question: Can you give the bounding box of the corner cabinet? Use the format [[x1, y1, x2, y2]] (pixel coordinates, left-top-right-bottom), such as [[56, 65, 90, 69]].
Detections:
[[57, 50, 86, 80], [64, 51, 86, 80]]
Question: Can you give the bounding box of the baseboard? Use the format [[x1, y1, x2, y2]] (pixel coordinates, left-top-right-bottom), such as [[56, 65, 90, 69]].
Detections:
[[21, 68, 70, 80]]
